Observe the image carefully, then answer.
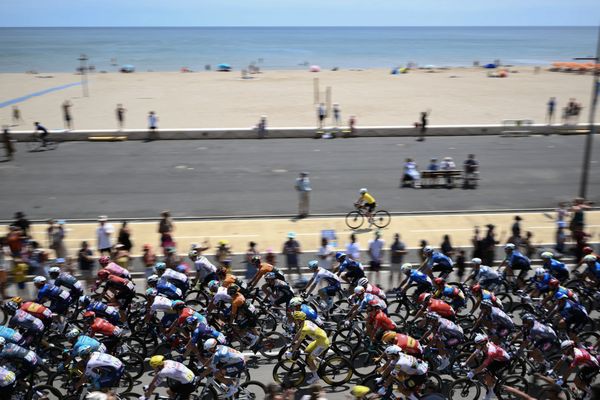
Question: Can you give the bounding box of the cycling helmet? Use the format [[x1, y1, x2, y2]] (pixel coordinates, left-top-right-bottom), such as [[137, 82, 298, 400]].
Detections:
[[98, 256, 111, 266], [83, 311, 96, 319], [251, 255, 261, 264], [541, 251, 553, 260], [426, 312, 440, 322], [367, 299, 381, 309], [354, 286, 365, 295], [96, 269, 110, 280], [207, 280, 220, 291], [474, 334, 488, 344], [521, 314, 535, 324], [154, 262, 166, 271], [359, 188, 367, 194], [583, 247, 594, 255], [66, 328, 81, 339], [548, 278, 559, 289], [0, 337, 5, 346], [292, 311, 307, 321], [307, 260, 319, 270], [79, 296, 91, 307], [227, 284, 239, 296], [289, 297, 303, 308], [417, 292, 432, 304], [171, 300, 185, 310], [471, 258, 482, 265], [384, 345, 402, 356], [357, 277, 369, 287], [423, 246, 434, 255], [335, 252, 346, 262], [147, 274, 159, 284], [471, 284, 481, 293], [204, 338, 218, 351], [534, 267, 546, 277], [480, 299, 493, 309], [400, 263, 412, 274], [434, 277, 445, 286], [265, 272, 277, 280], [351, 386, 371, 397], [33, 276, 47, 284], [149, 355, 165, 369], [188, 250, 198, 258], [48, 266, 61, 275], [583, 254, 597, 263], [185, 315, 199, 326], [4, 301, 18, 313], [504, 243, 516, 251], [382, 331, 397, 343], [560, 340, 575, 350]]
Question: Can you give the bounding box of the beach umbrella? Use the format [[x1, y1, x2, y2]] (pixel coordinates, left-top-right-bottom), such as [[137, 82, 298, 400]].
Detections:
[[217, 63, 232, 71], [309, 65, 321, 72], [120, 64, 135, 73]]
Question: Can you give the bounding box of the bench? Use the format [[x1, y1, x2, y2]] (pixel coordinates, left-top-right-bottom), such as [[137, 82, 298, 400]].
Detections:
[[420, 169, 464, 188], [501, 119, 533, 137]]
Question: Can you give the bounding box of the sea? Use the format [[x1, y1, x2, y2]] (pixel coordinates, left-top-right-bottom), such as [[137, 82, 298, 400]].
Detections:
[[0, 26, 596, 73]]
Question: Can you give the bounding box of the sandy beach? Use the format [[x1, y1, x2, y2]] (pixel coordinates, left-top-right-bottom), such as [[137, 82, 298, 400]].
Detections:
[[0, 67, 595, 130]]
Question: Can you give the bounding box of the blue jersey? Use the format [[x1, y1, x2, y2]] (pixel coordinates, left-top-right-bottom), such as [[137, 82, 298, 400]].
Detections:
[[0, 326, 23, 344], [37, 283, 71, 305], [535, 273, 553, 292], [72, 335, 105, 356], [506, 251, 530, 269], [300, 304, 318, 322], [53, 273, 83, 293], [585, 261, 600, 279], [157, 281, 183, 299], [191, 315, 223, 344], [408, 270, 432, 286], [358, 293, 386, 310], [561, 300, 588, 319], [338, 259, 363, 274], [547, 259, 568, 274], [427, 252, 453, 269], [86, 301, 120, 325]]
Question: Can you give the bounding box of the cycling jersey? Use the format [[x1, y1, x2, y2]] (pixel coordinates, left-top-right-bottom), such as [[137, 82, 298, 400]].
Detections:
[[313, 268, 342, 286], [358, 293, 387, 311], [253, 262, 276, 282], [368, 310, 396, 332], [551, 286, 576, 301], [546, 259, 569, 279], [426, 252, 453, 270], [157, 280, 183, 299], [191, 315, 226, 345], [151, 295, 175, 313], [561, 300, 588, 319], [435, 285, 464, 300], [230, 293, 247, 318], [567, 348, 600, 369], [102, 263, 131, 280], [428, 299, 454, 319], [0, 326, 23, 344], [160, 269, 188, 292], [407, 271, 432, 287], [505, 251, 530, 270], [437, 318, 464, 341], [360, 193, 376, 205], [9, 309, 44, 334], [392, 353, 428, 376], [105, 275, 135, 293], [53, 272, 83, 294], [481, 343, 510, 368], [175, 307, 203, 327], [338, 259, 364, 274], [269, 280, 294, 298], [72, 335, 106, 356], [210, 345, 245, 368], [0, 366, 15, 387], [298, 320, 329, 344], [85, 352, 124, 387], [222, 274, 238, 288], [90, 318, 122, 337], [37, 283, 71, 309], [212, 287, 232, 305], [155, 360, 195, 385], [0, 343, 39, 368], [20, 302, 53, 321], [365, 283, 386, 300], [524, 321, 557, 343], [585, 261, 600, 279], [481, 290, 497, 303], [194, 256, 217, 280], [393, 334, 423, 356], [535, 273, 554, 293], [300, 304, 319, 323], [475, 266, 500, 282], [489, 307, 514, 330], [86, 301, 120, 325]]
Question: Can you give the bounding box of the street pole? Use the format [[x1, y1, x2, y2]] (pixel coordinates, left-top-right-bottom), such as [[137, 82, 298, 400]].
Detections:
[[577, 26, 600, 199], [78, 54, 89, 97]]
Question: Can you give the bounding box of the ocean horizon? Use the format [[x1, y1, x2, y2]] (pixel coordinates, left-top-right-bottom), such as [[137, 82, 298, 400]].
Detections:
[[0, 26, 596, 73]]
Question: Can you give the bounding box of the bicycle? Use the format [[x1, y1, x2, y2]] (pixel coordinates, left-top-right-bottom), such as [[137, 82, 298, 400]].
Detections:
[[345, 204, 391, 229], [272, 348, 353, 387], [26, 131, 59, 152]]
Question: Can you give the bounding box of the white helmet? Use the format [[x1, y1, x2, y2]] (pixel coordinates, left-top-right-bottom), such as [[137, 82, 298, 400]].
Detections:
[[504, 243, 516, 250], [385, 345, 402, 356], [33, 276, 47, 284], [48, 266, 61, 274], [307, 260, 319, 270], [401, 263, 412, 274], [359, 188, 367, 194], [474, 334, 488, 344], [561, 340, 574, 350], [354, 286, 365, 295], [471, 258, 482, 265], [147, 274, 159, 284], [289, 297, 303, 307], [203, 338, 218, 351], [583, 255, 597, 263], [357, 278, 369, 287], [541, 251, 553, 259], [534, 268, 545, 277], [66, 328, 81, 339], [423, 246, 434, 254]]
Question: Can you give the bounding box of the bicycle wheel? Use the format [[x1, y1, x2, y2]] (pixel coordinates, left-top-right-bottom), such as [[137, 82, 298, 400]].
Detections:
[[26, 136, 41, 152], [196, 382, 219, 400], [372, 210, 391, 228], [448, 378, 482, 400], [29, 384, 63, 400], [350, 348, 380, 377], [259, 331, 288, 360], [497, 375, 529, 400], [345, 211, 364, 230], [237, 380, 267, 399], [119, 352, 145, 380], [319, 355, 353, 386], [272, 359, 306, 387]]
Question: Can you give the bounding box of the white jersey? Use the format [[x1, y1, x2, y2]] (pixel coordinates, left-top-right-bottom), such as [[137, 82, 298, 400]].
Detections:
[[313, 268, 341, 285], [150, 295, 174, 312], [195, 256, 217, 280], [155, 360, 195, 385], [212, 287, 231, 305], [85, 352, 123, 377], [161, 268, 188, 284], [393, 353, 428, 376], [475, 266, 499, 282]]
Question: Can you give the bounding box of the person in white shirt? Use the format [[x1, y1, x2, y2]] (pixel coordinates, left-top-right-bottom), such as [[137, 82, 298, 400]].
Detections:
[[96, 216, 114, 255], [346, 233, 360, 261], [441, 156, 457, 188], [368, 231, 385, 282], [317, 238, 334, 270]]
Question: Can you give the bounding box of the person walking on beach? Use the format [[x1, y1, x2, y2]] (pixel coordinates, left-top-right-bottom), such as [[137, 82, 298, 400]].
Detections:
[[2, 126, 15, 161], [62, 100, 73, 130], [11, 106, 23, 126], [317, 103, 326, 129], [146, 111, 158, 142], [295, 172, 311, 218], [332, 103, 341, 128], [116, 104, 126, 130], [416, 110, 429, 142], [547, 97, 556, 124]]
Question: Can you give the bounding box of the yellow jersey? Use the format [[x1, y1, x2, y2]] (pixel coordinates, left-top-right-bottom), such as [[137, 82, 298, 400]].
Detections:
[[299, 320, 329, 344], [361, 193, 376, 205]]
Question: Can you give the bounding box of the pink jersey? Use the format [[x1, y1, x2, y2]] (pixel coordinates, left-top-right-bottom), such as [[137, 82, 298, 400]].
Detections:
[[570, 348, 600, 369], [104, 263, 131, 279], [481, 342, 510, 368], [366, 284, 386, 300]]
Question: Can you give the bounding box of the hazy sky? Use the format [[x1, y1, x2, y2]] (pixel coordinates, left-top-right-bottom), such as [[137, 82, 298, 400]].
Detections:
[[1, 0, 598, 27]]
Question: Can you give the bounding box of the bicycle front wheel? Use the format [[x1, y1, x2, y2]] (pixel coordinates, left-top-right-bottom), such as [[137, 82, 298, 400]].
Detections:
[[319, 355, 353, 386], [345, 211, 364, 230], [272, 359, 306, 386], [372, 210, 391, 228], [237, 381, 267, 399], [448, 378, 482, 400]]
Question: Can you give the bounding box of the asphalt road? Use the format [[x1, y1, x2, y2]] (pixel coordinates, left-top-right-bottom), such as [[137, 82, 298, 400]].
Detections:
[[1, 135, 598, 220]]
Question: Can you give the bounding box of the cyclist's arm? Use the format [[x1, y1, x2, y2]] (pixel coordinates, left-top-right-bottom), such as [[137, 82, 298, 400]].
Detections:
[[143, 373, 161, 398], [291, 322, 305, 352], [304, 275, 317, 294]]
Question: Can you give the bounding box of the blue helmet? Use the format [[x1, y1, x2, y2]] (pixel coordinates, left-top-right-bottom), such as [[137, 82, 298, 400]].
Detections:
[[154, 262, 167, 271], [185, 315, 199, 326], [335, 252, 346, 262]]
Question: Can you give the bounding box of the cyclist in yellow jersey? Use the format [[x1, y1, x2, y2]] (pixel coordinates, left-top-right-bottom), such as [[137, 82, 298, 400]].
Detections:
[[356, 188, 377, 221], [288, 311, 330, 384]]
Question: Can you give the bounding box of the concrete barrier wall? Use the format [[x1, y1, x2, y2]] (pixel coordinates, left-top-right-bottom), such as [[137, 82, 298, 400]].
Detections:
[[9, 123, 596, 141]]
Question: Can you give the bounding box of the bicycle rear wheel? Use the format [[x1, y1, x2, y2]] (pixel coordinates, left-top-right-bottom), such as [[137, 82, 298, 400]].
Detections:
[[26, 136, 41, 152], [272, 359, 306, 387], [448, 378, 482, 400], [237, 381, 267, 399], [372, 210, 391, 228], [345, 211, 364, 230]]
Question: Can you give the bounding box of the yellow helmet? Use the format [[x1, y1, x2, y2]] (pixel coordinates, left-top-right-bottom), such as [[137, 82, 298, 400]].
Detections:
[[382, 331, 397, 343], [292, 311, 306, 321], [149, 355, 165, 369], [10, 297, 23, 304], [351, 385, 371, 398]]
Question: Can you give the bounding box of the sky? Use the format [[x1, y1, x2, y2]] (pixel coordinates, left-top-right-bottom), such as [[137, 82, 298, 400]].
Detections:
[[1, 0, 598, 27]]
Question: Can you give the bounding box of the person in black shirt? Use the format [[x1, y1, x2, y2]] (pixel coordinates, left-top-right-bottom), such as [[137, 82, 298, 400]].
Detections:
[[12, 212, 30, 238], [34, 122, 49, 147]]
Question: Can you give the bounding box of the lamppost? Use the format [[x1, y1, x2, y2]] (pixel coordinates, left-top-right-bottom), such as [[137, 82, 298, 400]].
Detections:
[[576, 26, 600, 199], [78, 54, 89, 97]]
